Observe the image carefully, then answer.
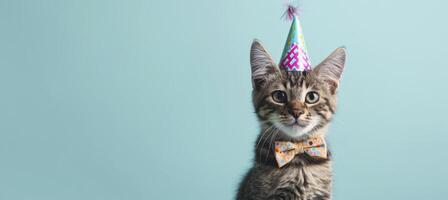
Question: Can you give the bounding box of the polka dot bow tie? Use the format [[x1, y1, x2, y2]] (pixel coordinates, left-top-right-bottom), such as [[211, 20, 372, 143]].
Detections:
[[274, 135, 328, 168]]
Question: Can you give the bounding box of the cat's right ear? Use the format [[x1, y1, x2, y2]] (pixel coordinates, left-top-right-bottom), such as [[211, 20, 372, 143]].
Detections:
[[314, 47, 347, 95], [250, 39, 278, 90]]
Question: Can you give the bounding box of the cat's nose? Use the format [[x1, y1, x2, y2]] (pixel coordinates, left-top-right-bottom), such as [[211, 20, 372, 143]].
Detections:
[[289, 110, 304, 119]]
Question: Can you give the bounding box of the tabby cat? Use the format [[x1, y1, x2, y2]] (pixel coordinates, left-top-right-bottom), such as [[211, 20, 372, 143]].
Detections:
[[236, 40, 346, 200]]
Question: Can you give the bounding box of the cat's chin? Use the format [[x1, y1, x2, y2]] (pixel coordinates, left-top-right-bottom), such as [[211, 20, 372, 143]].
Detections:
[[276, 124, 308, 138], [273, 119, 319, 139]]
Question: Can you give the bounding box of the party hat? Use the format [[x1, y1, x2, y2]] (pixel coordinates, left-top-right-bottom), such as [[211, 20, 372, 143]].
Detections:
[[279, 6, 311, 72]]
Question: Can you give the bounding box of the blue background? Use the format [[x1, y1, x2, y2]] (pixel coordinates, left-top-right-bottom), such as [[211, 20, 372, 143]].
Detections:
[[1, 0, 447, 199]]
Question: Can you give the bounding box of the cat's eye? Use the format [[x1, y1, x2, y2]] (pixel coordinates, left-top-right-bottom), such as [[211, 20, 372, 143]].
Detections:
[[305, 91, 319, 104], [271, 90, 287, 103]]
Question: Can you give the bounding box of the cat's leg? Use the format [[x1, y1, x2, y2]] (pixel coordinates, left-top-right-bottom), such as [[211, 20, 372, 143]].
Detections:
[[267, 187, 299, 200], [307, 194, 331, 200], [266, 189, 332, 200]]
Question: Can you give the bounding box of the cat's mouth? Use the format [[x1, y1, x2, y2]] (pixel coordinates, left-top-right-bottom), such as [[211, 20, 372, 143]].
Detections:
[[290, 123, 307, 128], [271, 117, 319, 138], [290, 120, 307, 128], [274, 122, 308, 138], [274, 118, 309, 129]]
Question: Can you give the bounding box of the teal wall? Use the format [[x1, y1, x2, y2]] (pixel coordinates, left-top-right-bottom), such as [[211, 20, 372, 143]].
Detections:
[[1, 0, 447, 199]]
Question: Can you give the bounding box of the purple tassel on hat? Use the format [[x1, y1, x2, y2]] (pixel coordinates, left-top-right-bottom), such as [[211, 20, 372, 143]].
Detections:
[[282, 3, 302, 21]]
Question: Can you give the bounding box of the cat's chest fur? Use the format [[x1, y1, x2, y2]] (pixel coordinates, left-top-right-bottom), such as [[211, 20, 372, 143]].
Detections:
[[237, 159, 332, 200]]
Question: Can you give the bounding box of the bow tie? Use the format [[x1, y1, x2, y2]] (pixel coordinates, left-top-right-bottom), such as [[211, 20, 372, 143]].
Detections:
[[274, 135, 328, 168]]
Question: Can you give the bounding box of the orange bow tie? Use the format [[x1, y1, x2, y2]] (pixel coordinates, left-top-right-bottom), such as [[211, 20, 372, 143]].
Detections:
[[274, 135, 328, 168]]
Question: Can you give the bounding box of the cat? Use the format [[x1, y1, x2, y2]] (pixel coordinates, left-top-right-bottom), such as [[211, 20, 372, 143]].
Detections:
[[236, 40, 346, 200]]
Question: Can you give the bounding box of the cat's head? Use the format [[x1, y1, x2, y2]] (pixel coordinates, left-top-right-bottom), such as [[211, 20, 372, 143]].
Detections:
[[250, 40, 346, 139]]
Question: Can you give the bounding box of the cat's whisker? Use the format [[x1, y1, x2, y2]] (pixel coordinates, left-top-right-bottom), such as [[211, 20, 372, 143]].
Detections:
[[265, 127, 280, 163], [259, 124, 274, 143], [263, 131, 274, 163], [258, 125, 275, 162], [255, 124, 274, 153]]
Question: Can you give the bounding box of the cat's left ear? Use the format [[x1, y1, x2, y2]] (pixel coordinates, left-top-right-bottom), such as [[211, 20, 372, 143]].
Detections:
[[313, 47, 347, 95]]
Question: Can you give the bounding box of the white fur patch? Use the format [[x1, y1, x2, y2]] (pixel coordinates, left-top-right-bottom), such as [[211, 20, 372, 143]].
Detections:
[[271, 116, 320, 138]]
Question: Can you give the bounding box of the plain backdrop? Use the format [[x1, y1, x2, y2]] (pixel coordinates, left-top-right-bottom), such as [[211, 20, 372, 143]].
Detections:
[[1, 0, 447, 199]]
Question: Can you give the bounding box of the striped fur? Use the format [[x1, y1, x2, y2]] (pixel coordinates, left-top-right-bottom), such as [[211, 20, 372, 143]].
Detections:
[[237, 40, 346, 200]]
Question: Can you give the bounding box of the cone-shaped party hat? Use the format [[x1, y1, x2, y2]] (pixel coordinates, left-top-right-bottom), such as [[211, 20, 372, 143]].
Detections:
[[279, 7, 311, 72]]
